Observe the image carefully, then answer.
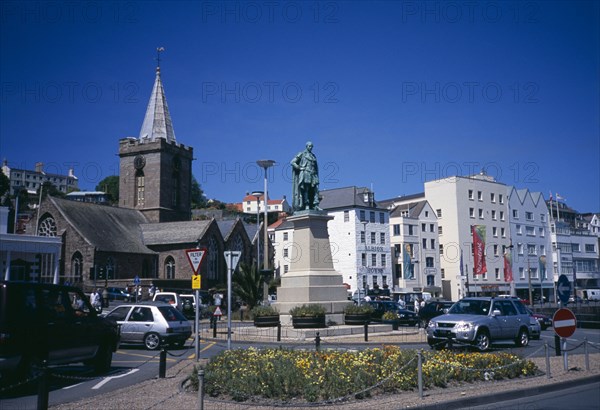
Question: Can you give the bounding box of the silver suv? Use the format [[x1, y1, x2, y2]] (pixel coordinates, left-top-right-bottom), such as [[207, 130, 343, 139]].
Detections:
[[426, 297, 531, 351]]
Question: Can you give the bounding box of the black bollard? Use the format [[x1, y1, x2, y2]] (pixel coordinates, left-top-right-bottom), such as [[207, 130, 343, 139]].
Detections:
[[37, 360, 49, 410], [315, 332, 321, 351], [554, 334, 561, 356], [212, 317, 217, 338], [364, 322, 369, 342], [277, 323, 281, 342], [159, 348, 167, 378]]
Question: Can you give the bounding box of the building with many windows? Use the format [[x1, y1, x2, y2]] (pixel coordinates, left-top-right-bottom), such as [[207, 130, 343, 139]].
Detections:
[[424, 172, 512, 301], [379, 194, 442, 300], [1, 160, 78, 196], [508, 187, 553, 302]]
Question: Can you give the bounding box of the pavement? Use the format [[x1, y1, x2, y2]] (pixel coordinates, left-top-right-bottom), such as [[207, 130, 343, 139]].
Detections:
[[49, 329, 600, 410]]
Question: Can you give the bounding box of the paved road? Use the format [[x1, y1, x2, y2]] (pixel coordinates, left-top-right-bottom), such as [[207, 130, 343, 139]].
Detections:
[[461, 381, 600, 410]]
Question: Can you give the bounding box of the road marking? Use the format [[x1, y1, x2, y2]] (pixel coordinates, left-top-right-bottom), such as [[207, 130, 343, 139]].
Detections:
[[554, 319, 576, 328], [62, 382, 84, 390], [187, 341, 216, 359], [92, 368, 139, 390]]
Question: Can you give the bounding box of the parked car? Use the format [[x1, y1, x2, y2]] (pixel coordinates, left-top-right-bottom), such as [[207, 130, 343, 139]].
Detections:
[[104, 301, 191, 350], [153, 291, 183, 311], [528, 315, 541, 340], [426, 297, 531, 351], [179, 294, 196, 319], [105, 287, 132, 302], [0, 281, 120, 387], [527, 308, 552, 330], [418, 300, 455, 328], [368, 301, 418, 326]]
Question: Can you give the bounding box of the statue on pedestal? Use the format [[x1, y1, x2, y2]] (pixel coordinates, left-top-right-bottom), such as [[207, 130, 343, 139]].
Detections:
[[291, 141, 320, 212]]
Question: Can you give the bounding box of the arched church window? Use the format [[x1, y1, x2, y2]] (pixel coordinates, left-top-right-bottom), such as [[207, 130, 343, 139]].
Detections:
[[165, 256, 175, 279], [38, 215, 57, 237], [135, 170, 145, 207], [71, 252, 83, 283]]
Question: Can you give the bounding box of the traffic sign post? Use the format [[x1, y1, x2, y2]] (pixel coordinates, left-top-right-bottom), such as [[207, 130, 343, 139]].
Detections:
[[556, 274, 571, 306], [185, 248, 207, 362], [553, 308, 577, 371], [224, 251, 242, 350]]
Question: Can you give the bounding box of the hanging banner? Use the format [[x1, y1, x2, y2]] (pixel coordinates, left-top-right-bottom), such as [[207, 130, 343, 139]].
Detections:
[[504, 252, 513, 282], [403, 243, 413, 279], [472, 225, 487, 275]]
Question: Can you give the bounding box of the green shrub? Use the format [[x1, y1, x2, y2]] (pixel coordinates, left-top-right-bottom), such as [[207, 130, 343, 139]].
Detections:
[[250, 305, 279, 318], [289, 304, 326, 317], [344, 304, 375, 315]]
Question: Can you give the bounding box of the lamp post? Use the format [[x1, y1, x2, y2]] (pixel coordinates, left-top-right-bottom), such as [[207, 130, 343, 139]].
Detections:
[[251, 191, 263, 275], [257, 160, 275, 303]]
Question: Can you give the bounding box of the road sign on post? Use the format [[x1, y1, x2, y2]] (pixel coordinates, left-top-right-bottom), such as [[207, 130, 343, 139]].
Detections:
[[556, 274, 571, 305], [186, 249, 207, 275], [224, 251, 242, 350], [553, 308, 577, 338]]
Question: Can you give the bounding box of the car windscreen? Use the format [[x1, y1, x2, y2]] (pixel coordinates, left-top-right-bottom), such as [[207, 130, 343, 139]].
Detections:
[[106, 306, 131, 321], [448, 300, 491, 315], [157, 306, 187, 322]]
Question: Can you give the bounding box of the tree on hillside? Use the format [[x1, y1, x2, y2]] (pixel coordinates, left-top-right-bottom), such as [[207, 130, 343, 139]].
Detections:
[[0, 172, 9, 198], [232, 262, 264, 309], [96, 175, 119, 204], [191, 175, 207, 208]]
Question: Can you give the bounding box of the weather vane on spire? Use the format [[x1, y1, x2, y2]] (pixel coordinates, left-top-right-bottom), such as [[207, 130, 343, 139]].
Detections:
[[156, 47, 165, 71]]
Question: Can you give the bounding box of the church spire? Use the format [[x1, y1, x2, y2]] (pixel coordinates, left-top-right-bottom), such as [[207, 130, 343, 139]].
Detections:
[[138, 47, 176, 142]]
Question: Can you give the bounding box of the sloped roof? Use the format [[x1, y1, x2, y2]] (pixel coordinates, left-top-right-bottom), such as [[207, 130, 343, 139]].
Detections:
[[140, 220, 212, 246], [319, 186, 386, 210], [390, 200, 427, 218], [242, 221, 260, 242], [217, 219, 237, 241], [378, 193, 425, 209], [49, 197, 154, 254]]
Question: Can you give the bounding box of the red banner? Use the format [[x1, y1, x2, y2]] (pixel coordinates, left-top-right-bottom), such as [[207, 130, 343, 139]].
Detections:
[[504, 252, 513, 282], [472, 225, 487, 275]]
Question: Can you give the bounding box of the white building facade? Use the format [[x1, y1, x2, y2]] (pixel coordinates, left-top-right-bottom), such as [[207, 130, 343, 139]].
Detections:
[[424, 173, 512, 301], [508, 188, 553, 302]]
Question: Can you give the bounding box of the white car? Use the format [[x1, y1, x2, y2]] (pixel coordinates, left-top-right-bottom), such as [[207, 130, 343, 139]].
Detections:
[[104, 302, 191, 350]]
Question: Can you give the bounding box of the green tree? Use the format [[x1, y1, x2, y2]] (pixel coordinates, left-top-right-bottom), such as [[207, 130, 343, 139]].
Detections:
[[0, 172, 9, 198], [95, 175, 119, 204], [232, 262, 264, 309], [38, 181, 66, 199], [191, 175, 206, 208]]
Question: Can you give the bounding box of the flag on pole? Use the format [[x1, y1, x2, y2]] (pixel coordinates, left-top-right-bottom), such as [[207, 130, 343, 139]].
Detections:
[[472, 225, 487, 275], [556, 193, 566, 201], [504, 252, 513, 282]]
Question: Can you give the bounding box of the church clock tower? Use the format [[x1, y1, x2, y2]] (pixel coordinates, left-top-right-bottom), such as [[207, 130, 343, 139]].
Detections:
[[119, 59, 193, 223]]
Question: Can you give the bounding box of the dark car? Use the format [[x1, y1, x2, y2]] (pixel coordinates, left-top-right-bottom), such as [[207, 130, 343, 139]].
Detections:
[[418, 300, 455, 328], [527, 308, 552, 330], [0, 281, 120, 387], [105, 287, 132, 302], [368, 301, 418, 326]]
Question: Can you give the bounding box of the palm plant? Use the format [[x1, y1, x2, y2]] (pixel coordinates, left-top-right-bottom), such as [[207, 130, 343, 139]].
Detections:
[[232, 262, 263, 309]]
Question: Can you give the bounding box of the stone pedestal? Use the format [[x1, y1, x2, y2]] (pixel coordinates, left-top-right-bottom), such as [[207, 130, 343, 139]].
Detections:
[[274, 210, 351, 325]]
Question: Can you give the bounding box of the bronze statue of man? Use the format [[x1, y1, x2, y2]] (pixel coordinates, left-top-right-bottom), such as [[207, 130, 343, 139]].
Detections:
[[291, 141, 320, 211]]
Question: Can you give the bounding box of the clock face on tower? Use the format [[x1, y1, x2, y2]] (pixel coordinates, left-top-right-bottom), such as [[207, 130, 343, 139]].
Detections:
[[134, 155, 146, 170]]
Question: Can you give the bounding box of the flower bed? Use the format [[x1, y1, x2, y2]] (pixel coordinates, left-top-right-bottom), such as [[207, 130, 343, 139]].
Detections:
[[190, 346, 538, 403]]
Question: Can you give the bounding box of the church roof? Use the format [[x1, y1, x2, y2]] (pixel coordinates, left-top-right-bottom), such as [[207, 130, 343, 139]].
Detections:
[[48, 197, 154, 254], [138, 67, 176, 142], [141, 220, 212, 245]]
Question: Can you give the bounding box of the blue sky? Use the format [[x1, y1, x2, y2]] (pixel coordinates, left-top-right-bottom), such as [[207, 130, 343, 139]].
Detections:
[[1, 1, 599, 212]]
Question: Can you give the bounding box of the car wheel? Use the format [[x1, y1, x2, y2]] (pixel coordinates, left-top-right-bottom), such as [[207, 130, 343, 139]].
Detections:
[[92, 343, 113, 374], [144, 332, 161, 350], [474, 329, 490, 351], [516, 328, 529, 347]]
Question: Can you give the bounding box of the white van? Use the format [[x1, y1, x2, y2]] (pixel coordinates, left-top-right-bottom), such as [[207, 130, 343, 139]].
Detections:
[[580, 289, 600, 301]]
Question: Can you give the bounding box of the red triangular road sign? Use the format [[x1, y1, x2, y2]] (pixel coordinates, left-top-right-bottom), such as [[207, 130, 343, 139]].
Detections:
[[186, 248, 207, 275], [213, 307, 222, 316]]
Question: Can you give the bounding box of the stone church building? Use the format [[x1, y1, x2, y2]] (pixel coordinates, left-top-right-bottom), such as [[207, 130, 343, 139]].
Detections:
[[25, 65, 257, 292]]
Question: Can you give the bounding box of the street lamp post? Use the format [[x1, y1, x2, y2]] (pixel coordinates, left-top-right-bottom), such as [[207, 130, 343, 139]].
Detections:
[[257, 160, 275, 303], [251, 191, 263, 275]]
